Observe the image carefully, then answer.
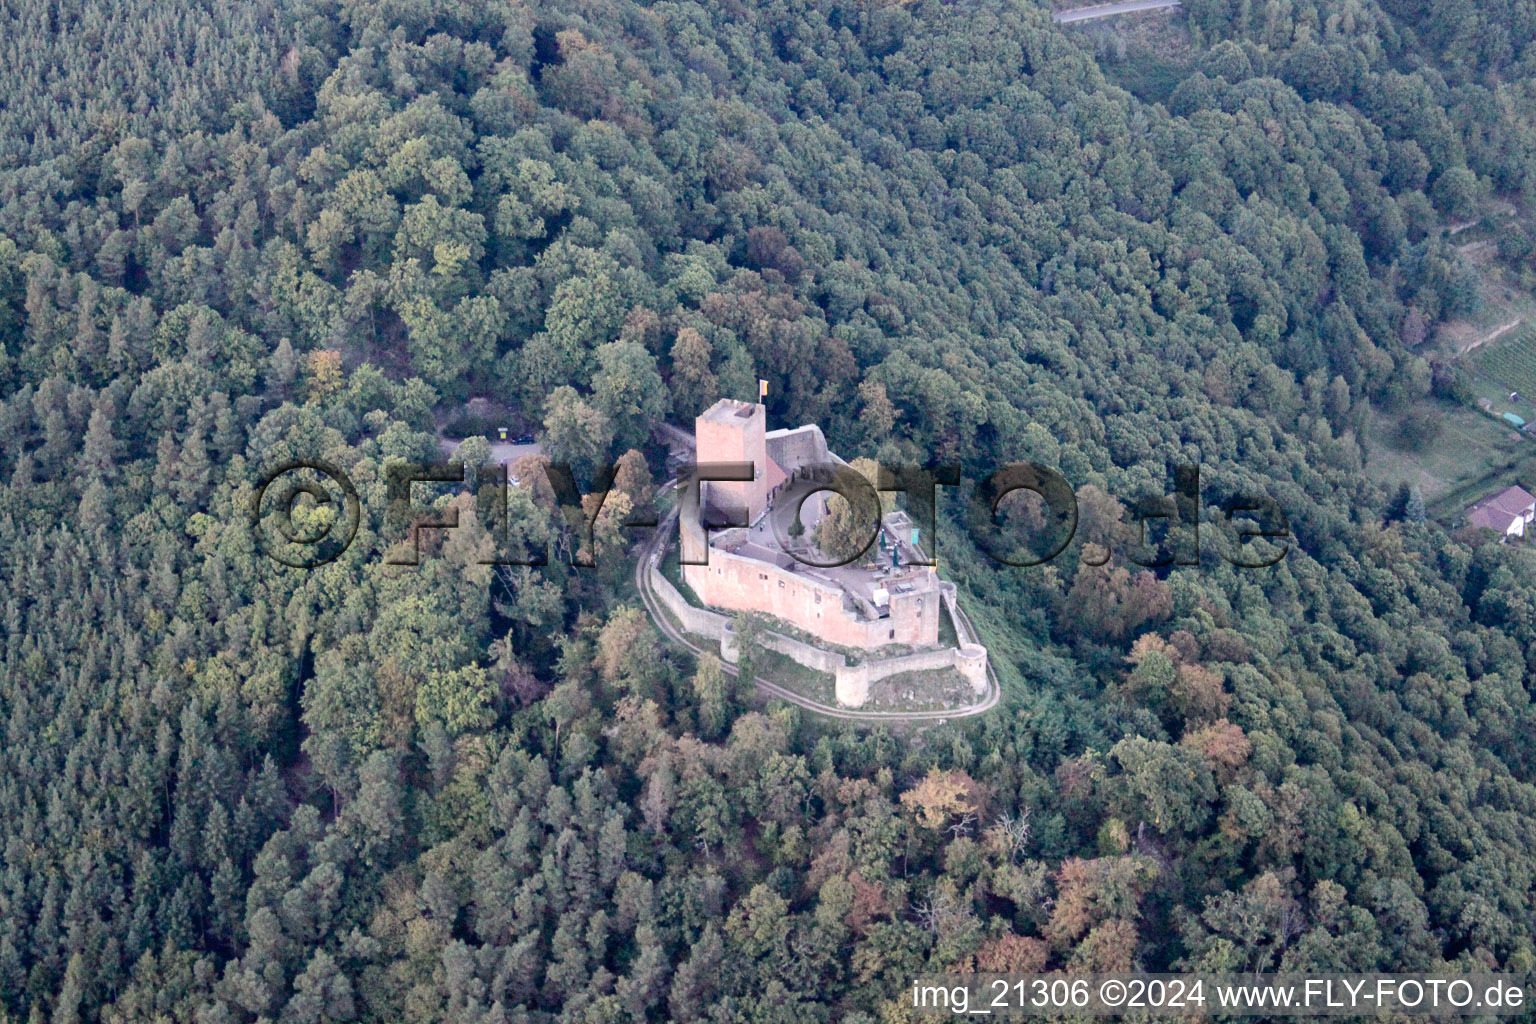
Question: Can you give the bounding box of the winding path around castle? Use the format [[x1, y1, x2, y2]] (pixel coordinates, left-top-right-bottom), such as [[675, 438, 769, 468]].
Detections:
[[634, 502, 1002, 723]]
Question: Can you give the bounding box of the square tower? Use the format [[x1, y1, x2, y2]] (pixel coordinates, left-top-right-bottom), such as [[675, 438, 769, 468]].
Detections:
[[696, 399, 769, 524]]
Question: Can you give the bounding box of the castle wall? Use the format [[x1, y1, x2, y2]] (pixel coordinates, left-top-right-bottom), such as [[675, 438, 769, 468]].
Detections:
[[648, 561, 730, 640], [758, 629, 847, 674], [683, 546, 938, 650], [833, 645, 991, 708], [889, 588, 940, 648], [955, 644, 989, 695], [764, 424, 830, 474], [656, 552, 988, 711]]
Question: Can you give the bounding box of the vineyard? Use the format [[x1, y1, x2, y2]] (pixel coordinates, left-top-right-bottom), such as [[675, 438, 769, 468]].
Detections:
[[1473, 328, 1536, 400]]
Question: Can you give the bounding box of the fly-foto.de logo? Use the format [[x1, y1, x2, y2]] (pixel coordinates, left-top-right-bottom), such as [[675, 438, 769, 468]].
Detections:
[[249, 459, 1290, 571]]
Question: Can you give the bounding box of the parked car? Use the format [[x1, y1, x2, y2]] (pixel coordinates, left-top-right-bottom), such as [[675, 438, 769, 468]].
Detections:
[[512, 433, 536, 445]]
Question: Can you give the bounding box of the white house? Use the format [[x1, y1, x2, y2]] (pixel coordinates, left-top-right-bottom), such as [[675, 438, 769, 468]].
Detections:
[[1466, 485, 1536, 540]]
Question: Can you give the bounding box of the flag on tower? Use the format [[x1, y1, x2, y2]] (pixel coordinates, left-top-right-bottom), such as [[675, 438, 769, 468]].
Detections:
[[758, 378, 768, 399]]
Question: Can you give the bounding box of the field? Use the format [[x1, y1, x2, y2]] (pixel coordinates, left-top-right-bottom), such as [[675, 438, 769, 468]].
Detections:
[[1395, 231, 1536, 515], [1363, 397, 1529, 514]]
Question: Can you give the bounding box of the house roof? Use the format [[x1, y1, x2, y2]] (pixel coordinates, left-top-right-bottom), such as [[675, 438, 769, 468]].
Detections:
[[1467, 485, 1536, 532]]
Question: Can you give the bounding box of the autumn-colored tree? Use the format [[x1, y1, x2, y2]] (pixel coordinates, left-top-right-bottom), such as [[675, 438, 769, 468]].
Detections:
[[1064, 567, 1174, 644], [1045, 856, 1158, 949], [900, 768, 980, 831], [578, 487, 631, 571], [1068, 919, 1140, 972], [856, 378, 898, 443], [595, 604, 655, 695], [1124, 632, 1232, 725], [1181, 720, 1253, 782], [965, 933, 1050, 974], [613, 447, 653, 505], [305, 349, 343, 401]]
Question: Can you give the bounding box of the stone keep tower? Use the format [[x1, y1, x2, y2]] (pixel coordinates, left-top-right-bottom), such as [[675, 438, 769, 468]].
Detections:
[[695, 399, 769, 524]]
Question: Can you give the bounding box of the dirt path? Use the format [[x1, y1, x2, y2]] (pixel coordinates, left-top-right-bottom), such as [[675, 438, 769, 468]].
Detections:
[[1460, 319, 1523, 356], [1448, 202, 1515, 236]]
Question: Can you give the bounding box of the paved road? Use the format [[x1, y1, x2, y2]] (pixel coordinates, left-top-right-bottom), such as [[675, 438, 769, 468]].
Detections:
[[634, 503, 1001, 723], [437, 437, 541, 465], [1054, 0, 1181, 22]]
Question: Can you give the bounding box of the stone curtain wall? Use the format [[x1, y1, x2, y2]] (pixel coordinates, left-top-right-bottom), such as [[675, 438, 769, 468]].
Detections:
[[653, 559, 988, 710], [649, 562, 729, 639], [764, 424, 831, 473], [755, 624, 986, 709], [757, 628, 847, 674], [684, 543, 938, 649], [832, 644, 989, 708]]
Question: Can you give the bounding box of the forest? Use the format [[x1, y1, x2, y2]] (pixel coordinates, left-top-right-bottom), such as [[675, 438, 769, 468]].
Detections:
[[3, 0, 1536, 1020]]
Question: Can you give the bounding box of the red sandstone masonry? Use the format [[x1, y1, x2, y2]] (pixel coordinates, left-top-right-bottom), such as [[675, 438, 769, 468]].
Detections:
[[686, 397, 941, 652], [695, 399, 776, 524], [683, 543, 937, 649]]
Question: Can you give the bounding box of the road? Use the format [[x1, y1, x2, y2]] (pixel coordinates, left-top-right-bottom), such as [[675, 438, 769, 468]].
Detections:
[[1054, 0, 1181, 22], [633, 502, 1001, 723], [437, 436, 541, 465]]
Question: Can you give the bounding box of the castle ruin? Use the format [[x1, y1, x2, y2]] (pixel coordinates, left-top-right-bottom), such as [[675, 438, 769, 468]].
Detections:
[[684, 398, 941, 652]]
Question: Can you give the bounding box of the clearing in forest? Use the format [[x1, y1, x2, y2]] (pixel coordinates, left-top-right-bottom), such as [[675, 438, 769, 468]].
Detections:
[[1363, 397, 1526, 507]]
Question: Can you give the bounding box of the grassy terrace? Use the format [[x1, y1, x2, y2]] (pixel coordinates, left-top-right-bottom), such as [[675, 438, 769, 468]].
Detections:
[[658, 538, 706, 610], [745, 644, 838, 707], [1364, 396, 1530, 515], [861, 669, 977, 714]]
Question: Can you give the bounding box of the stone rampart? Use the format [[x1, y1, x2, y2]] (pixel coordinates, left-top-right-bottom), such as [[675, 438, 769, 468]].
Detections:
[[654, 557, 988, 710], [648, 562, 729, 640]]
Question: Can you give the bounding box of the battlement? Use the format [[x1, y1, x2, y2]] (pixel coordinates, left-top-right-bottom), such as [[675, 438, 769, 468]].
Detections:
[[698, 398, 761, 425]]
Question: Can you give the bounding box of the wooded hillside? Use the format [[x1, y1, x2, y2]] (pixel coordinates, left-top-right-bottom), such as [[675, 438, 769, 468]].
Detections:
[[2, 0, 1536, 1020]]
